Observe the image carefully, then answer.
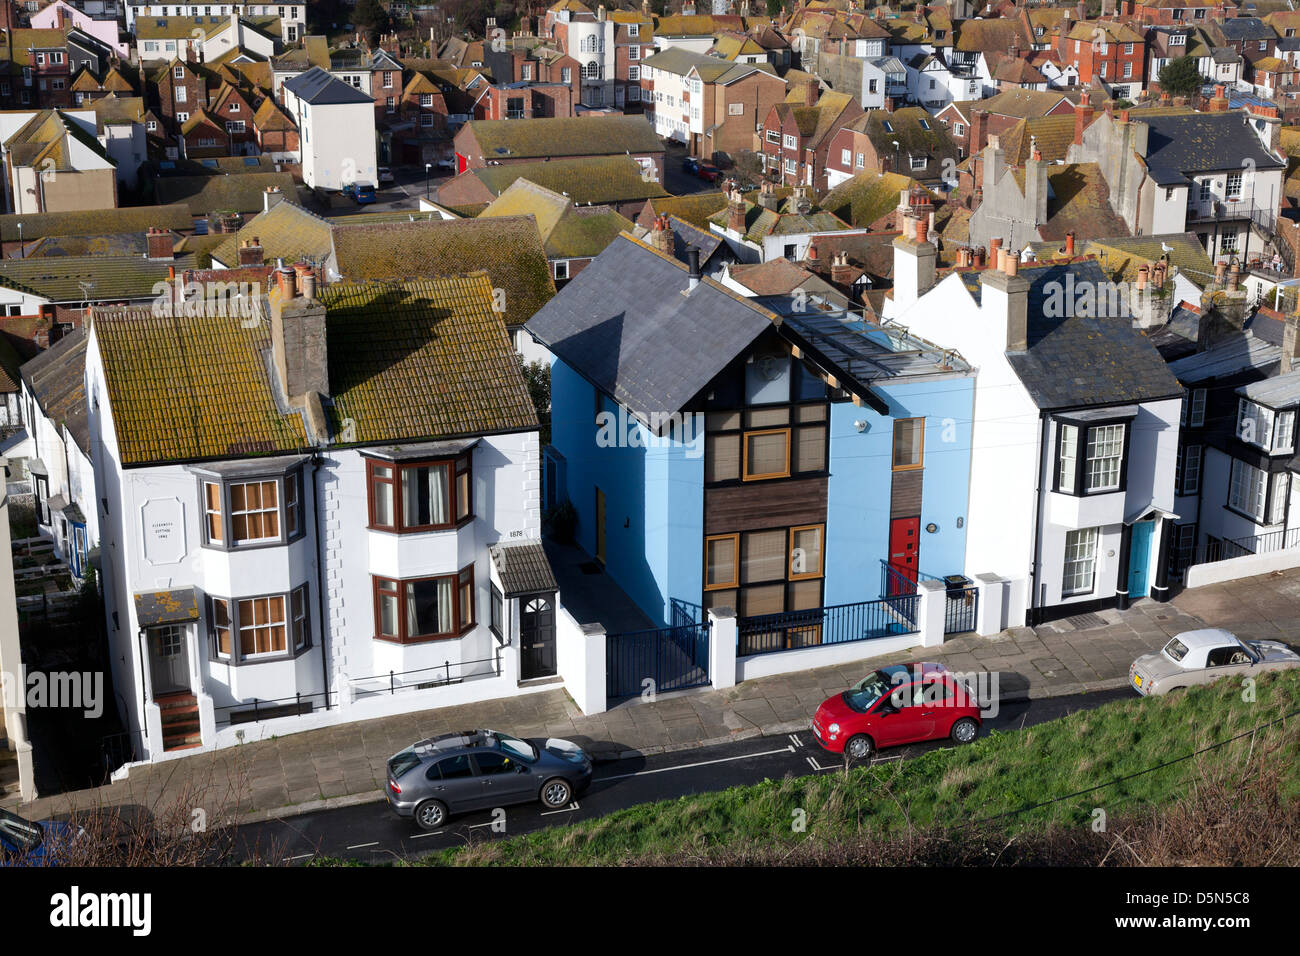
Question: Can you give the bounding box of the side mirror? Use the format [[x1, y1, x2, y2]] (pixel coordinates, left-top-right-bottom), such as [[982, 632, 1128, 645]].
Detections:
[[876, 703, 897, 717], [515, 763, 529, 773]]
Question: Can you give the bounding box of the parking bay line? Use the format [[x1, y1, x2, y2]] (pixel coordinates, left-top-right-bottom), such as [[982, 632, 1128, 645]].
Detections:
[[599, 745, 795, 783], [346, 841, 380, 850]]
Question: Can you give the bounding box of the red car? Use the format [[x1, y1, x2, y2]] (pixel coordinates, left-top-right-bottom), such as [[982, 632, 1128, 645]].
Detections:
[[811, 662, 982, 760], [696, 163, 721, 182]]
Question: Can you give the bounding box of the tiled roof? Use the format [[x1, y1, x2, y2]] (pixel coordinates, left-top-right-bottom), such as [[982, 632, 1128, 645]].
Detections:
[[465, 115, 663, 160], [491, 539, 558, 597], [959, 260, 1182, 410], [1036, 162, 1130, 242], [318, 276, 538, 444], [479, 179, 632, 260], [154, 171, 303, 215], [0, 253, 193, 303], [329, 217, 556, 329], [208, 200, 331, 268], [855, 106, 955, 158], [643, 191, 729, 229], [820, 171, 924, 228], [1075, 233, 1214, 289], [728, 257, 820, 296], [1001, 115, 1076, 165], [470, 155, 669, 205], [973, 87, 1074, 119], [954, 17, 1029, 54], [18, 329, 89, 451], [0, 204, 194, 243]]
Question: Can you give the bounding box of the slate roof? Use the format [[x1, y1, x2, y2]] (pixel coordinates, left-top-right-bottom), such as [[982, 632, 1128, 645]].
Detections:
[[19, 329, 89, 454], [959, 260, 1183, 410], [282, 66, 374, 105], [465, 115, 663, 160], [1141, 112, 1286, 181], [328, 217, 556, 329], [525, 234, 775, 420], [491, 540, 559, 597], [1238, 368, 1300, 406], [93, 274, 536, 466], [154, 171, 302, 215]]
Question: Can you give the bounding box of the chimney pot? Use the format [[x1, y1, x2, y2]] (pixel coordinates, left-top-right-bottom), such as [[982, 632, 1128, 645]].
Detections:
[[1065, 232, 1075, 256]]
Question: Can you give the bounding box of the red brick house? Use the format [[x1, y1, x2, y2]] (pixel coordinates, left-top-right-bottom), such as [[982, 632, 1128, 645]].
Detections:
[[253, 96, 298, 159], [1124, 0, 1238, 26], [209, 83, 257, 155], [759, 88, 862, 191], [153, 58, 208, 138], [181, 109, 228, 158], [1058, 20, 1147, 91]]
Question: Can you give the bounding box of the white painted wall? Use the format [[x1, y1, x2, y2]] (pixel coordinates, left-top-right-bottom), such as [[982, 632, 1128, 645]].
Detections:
[[283, 92, 377, 190]]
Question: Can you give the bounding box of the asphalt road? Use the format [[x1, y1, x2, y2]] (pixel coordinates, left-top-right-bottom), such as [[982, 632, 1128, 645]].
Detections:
[[235, 687, 1133, 864]]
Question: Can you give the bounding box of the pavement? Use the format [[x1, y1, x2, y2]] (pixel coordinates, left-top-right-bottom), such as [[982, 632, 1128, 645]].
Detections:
[[4, 568, 1296, 827]]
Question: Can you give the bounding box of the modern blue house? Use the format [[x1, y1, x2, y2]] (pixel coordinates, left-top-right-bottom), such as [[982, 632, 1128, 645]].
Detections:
[[526, 233, 976, 650]]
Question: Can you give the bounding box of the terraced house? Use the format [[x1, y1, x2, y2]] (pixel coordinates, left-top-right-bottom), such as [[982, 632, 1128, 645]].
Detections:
[[88, 269, 557, 763]]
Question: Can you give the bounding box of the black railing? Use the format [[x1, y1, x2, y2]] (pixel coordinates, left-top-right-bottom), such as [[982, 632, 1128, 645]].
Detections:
[[1191, 526, 1300, 567], [944, 582, 978, 634], [213, 691, 332, 728], [607, 622, 711, 699], [737, 595, 918, 658], [350, 653, 502, 699], [101, 729, 144, 780]]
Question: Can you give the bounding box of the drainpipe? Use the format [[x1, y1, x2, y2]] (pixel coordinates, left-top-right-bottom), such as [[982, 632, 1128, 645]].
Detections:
[[1027, 409, 1048, 627], [311, 453, 331, 711], [136, 626, 149, 742]]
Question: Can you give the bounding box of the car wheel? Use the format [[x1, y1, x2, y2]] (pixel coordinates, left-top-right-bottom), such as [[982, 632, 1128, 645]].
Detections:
[[950, 717, 978, 745], [413, 799, 448, 831], [540, 777, 573, 809], [844, 734, 873, 761]]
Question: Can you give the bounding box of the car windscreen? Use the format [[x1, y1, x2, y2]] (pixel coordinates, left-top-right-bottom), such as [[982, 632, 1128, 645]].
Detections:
[[842, 671, 891, 713], [494, 732, 538, 762], [1163, 638, 1190, 663], [388, 750, 422, 780], [0, 808, 43, 852]]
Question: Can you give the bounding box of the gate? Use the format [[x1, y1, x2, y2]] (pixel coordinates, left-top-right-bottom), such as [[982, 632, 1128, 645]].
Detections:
[[607, 621, 710, 700], [944, 580, 978, 634]]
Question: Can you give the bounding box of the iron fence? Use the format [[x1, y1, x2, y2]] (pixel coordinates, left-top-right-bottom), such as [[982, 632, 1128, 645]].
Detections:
[[607, 621, 711, 699], [737, 595, 918, 658], [350, 653, 502, 699], [1191, 526, 1300, 567], [213, 691, 332, 728]]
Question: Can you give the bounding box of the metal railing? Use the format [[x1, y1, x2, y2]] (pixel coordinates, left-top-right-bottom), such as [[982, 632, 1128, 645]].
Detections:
[[1191, 526, 1300, 567], [738, 595, 918, 658], [607, 621, 711, 699], [101, 729, 144, 780], [213, 691, 331, 728], [350, 652, 502, 699]]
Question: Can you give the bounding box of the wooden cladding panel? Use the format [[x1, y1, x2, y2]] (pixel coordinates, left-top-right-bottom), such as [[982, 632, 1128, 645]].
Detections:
[[890, 469, 923, 519], [704, 477, 828, 535]]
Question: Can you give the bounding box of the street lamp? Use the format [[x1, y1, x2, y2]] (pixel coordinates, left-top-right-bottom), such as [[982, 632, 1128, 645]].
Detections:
[[425, 163, 432, 200]]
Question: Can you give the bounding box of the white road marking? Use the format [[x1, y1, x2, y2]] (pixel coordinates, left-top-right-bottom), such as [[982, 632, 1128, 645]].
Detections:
[[346, 841, 379, 850], [540, 802, 580, 816], [601, 745, 794, 782], [788, 733, 803, 747], [283, 853, 314, 861], [467, 821, 496, 830], [408, 830, 445, 839]]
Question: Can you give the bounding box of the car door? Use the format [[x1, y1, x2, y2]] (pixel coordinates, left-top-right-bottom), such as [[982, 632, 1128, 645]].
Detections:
[[472, 751, 536, 810], [430, 754, 479, 812], [872, 682, 928, 747]]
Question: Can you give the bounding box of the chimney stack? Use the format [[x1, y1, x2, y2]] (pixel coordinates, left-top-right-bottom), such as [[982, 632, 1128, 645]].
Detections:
[[238, 236, 263, 267], [1064, 231, 1075, 256], [891, 212, 936, 312], [687, 248, 701, 291], [651, 213, 675, 255], [982, 250, 1030, 352], [146, 227, 174, 260], [270, 259, 329, 421], [727, 189, 747, 234], [1283, 314, 1300, 375], [264, 185, 284, 212], [831, 251, 854, 285]]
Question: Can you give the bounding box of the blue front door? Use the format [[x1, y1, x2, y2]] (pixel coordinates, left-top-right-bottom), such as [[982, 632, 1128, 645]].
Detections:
[[1128, 522, 1154, 599]]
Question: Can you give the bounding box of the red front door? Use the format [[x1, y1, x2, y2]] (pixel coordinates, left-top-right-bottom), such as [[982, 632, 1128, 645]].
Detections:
[[888, 517, 921, 595]]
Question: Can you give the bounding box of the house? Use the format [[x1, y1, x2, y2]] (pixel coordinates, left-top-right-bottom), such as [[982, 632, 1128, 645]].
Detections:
[[479, 178, 633, 287], [207, 82, 258, 156], [1126, 0, 1238, 26], [907, 51, 983, 110], [823, 107, 960, 188], [1, 109, 118, 214], [281, 66, 379, 191], [885, 221, 1184, 625], [16, 327, 96, 580], [526, 231, 976, 639], [708, 181, 867, 264], [87, 270, 551, 762], [252, 95, 298, 162], [1070, 103, 1287, 262], [452, 114, 665, 183], [934, 88, 1076, 160], [1057, 20, 1146, 100], [819, 171, 931, 230], [436, 154, 669, 220], [126, 0, 305, 44], [30, 0, 129, 57], [759, 88, 862, 190], [180, 109, 229, 159], [0, 28, 74, 109], [152, 57, 210, 142]]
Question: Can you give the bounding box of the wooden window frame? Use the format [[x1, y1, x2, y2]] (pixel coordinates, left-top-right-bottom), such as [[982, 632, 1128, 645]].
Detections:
[[741, 427, 792, 482], [704, 533, 741, 591], [788, 523, 825, 581], [892, 417, 925, 472], [365, 453, 473, 533], [198, 467, 303, 550], [371, 565, 476, 644], [208, 584, 310, 664]]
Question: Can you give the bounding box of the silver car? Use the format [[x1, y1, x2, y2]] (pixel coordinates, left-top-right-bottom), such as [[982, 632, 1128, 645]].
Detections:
[[1129, 628, 1300, 696], [385, 729, 593, 830]]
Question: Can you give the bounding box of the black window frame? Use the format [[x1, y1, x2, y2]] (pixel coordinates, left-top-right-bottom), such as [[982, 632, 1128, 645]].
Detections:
[[1052, 415, 1133, 497]]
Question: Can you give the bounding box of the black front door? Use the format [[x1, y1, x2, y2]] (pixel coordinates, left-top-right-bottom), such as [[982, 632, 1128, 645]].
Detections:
[[520, 593, 557, 680]]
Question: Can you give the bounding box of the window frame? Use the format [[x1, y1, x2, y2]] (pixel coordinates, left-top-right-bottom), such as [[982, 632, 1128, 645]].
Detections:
[[196, 466, 305, 551], [1053, 415, 1131, 497], [788, 524, 825, 581], [741, 426, 792, 482], [1227, 457, 1273, 523], [364, 452, 473, 534], [206, 584, 310, 664], [891, 417, 925, 472], [371, 565, 476, 644], [704, 533, 741, 591], [1061, 527, 1099, 597]]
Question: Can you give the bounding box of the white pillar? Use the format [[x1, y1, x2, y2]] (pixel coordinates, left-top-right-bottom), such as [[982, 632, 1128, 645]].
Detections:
[[974, 573, 1007, 637], [707, 606, 737, 690], [916, 579, 946, 648], [578, 623, 607, 715]]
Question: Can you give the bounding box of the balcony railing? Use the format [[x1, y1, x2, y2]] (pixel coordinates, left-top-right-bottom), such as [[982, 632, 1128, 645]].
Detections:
[[1185, 198, 1276, 230]]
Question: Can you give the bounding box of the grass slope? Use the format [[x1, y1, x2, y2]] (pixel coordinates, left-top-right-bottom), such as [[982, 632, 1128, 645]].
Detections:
[[421, 672, 1300, 866]]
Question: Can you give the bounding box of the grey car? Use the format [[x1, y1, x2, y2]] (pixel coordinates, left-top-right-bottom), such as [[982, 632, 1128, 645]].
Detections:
[[385, 729, 593, 830], [1129, 628, 1300, 696]]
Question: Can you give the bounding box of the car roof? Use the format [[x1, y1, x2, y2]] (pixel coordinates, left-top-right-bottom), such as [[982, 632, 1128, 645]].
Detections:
[[881, 662, 951, 681], [1169, 628, 1239, 649], [409, 730, 493, 756]]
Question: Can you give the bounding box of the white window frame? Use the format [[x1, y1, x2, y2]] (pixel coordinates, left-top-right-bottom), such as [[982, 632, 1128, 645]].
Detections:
[[1085, 424, 1124, 492], [1062, 527, 1099, 597], [1229, 458, 1269, 522]]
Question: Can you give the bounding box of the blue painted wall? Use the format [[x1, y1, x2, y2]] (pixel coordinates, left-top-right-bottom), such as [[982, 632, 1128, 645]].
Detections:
[[550, 358, 704, 627], [824, 376, 975, 606]]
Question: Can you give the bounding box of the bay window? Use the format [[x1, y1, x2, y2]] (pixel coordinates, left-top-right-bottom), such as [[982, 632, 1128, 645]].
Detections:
[[373, 566, 476, 643], [1055, 416, 1130, 495], [198, 465, 305, 548], [208, 584, 310, 663], [366, 452, 473, 531]]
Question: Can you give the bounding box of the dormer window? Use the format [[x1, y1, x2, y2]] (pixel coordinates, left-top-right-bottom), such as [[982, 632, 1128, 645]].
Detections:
[[1237, 398, 1296, 454], [1170, 33, 1186, 46]]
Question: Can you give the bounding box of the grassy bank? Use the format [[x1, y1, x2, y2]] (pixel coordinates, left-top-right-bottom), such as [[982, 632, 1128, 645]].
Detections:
[[419, 671, 1300, 866]]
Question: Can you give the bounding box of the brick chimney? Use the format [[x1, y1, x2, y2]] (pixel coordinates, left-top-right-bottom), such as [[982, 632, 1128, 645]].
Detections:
[[831, 251, 854, 285], [270, 260, 329, 438], [1073, 103, 1094, 146], [238, 236, 263, 267], [146, 227, 174, 260], [264, 185, 284, 212], [651, 214, 675, 255], [1209, 85, 1230, 112], [727, 190, 747, 234]]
